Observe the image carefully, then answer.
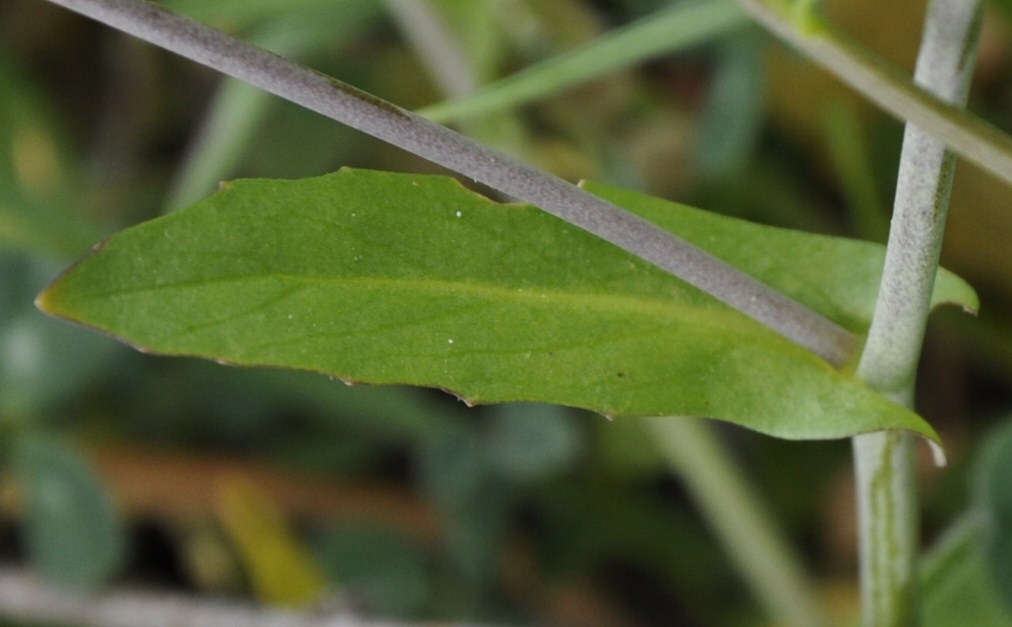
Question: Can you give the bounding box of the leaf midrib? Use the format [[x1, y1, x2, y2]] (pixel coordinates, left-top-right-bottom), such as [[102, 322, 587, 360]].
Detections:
[[63, 271, 756, 330]]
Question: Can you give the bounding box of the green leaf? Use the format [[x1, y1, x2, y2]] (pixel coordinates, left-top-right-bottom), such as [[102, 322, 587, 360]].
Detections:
[[974, 417, 1012, 610], [923, 537, 1012, 627], [997, 0, 1012, 27], [921, 417, 1012, 625], [315, 524, 431, 618], [485, 403, 582, 481], [415, 423, 510, 586], [12, 433, 125, 588], [38, 169, 975, 442], [695, 34, 765, 179]]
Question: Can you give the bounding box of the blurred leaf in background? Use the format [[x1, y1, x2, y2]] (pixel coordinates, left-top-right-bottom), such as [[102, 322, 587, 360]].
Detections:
[[922, 417, 1012, 626], [11, 433, 125, 588], [214, 476, 327, 606], [974, 418, 1012, 611], [315, 523, 432, 618]]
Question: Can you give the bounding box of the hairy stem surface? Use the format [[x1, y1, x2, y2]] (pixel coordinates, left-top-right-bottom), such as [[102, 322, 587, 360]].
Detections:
[[851, 0, 983, 625]]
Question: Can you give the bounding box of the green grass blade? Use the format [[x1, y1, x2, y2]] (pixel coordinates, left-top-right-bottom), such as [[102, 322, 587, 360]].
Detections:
[[420, 0, 749, 123]]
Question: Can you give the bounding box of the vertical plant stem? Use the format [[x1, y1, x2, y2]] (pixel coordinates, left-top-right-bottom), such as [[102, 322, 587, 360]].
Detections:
[[647, 418, 826, 627], [852, 1, 983, 625], [853, 430, 919, 626]]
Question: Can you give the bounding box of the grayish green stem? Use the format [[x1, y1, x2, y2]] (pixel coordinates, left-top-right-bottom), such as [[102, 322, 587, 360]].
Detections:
[[853, 430, 919, 626], [734, 0, 1012, 189], [857, 0, 982, 393], [42, 0, 857, 366], [646, 417, 826, 627], [851, 0, 983, 625]]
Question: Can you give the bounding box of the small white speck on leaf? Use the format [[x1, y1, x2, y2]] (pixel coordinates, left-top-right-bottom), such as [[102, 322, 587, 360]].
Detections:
[[455, 211, 462, 218], [448, 338, 454, 344]]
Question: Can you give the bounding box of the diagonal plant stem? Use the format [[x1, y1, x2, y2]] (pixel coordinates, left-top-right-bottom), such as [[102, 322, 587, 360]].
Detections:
[[40, 0, 857, 367], [849, 0, 983, 625], [733, 0, 1012, 190], [646, 417, 827, 627]]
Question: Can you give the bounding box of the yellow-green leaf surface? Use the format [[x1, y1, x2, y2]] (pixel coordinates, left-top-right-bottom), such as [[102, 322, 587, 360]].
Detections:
[[38, 169, 975, 441]]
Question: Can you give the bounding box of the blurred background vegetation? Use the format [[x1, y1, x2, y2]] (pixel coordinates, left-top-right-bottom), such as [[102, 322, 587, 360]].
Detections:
[[1, 0, 1012, 625]]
